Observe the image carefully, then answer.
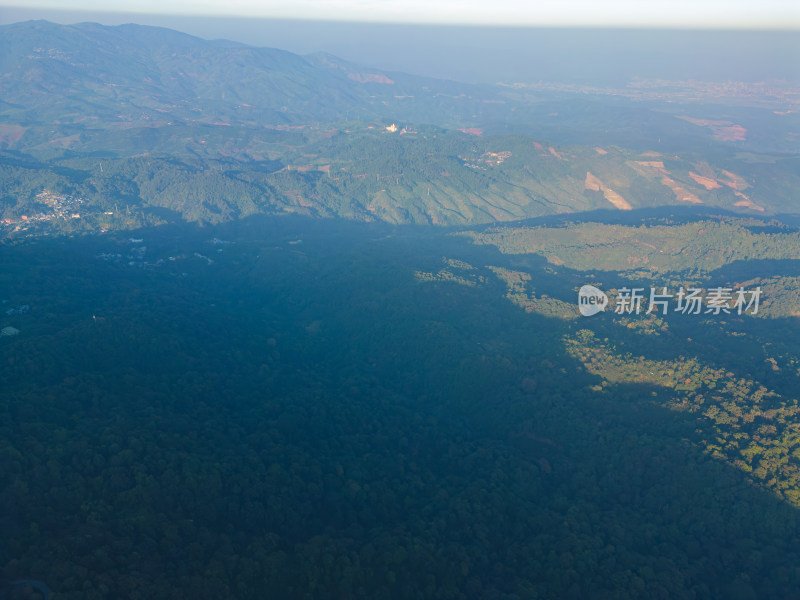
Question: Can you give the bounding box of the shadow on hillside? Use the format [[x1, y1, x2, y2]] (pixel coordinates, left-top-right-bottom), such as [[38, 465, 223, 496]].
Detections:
[[1, 213, 799, 598]]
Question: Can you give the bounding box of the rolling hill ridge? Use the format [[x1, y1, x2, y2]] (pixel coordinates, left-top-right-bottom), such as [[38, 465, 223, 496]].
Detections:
[[1, 21, 798, 237]]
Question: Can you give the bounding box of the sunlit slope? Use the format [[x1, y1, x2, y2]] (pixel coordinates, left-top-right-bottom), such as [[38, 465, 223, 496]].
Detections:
[[3, 124, 798, 235], [468, 217, 800, 273]]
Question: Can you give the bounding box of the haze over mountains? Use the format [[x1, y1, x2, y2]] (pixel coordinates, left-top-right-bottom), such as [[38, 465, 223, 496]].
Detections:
[[0, 20, 798, 236], [3, 8, 800, 84]]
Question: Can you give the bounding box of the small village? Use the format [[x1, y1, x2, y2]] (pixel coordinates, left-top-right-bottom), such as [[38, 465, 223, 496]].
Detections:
[[0, 189, 114, 238]]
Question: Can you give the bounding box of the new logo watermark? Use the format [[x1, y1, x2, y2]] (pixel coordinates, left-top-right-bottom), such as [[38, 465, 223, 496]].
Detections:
[[578, 285, 609, 316], [577, 285, 761, 316]]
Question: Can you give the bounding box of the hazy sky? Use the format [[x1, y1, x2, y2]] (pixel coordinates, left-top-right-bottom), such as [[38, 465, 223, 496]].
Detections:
[[2, 0, 799, 28], [1, 2, 798, 85]]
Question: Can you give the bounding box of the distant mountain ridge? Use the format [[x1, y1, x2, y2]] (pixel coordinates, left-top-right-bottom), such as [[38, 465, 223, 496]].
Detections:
[[0, 20, 507, 127], [0, 20, 798, 237]]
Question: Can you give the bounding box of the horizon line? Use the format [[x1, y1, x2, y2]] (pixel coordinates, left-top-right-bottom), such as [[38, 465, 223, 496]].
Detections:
[[1, 6, 799, 32]]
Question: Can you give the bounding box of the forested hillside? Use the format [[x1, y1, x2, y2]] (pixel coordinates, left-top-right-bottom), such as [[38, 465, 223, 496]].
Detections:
[[1, 21, 798, 239], [3, 216, 800, 598]]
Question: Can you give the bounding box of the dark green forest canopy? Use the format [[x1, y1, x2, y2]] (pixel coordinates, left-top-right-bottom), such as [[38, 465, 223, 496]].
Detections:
[[2, 216, 800, 598]]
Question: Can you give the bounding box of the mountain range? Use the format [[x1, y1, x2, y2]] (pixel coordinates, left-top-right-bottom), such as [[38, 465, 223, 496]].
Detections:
[[1, 20, 798, 236]]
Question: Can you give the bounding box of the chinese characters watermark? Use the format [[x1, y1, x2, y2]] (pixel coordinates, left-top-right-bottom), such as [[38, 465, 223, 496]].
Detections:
[[578, 285, 761, 317]]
